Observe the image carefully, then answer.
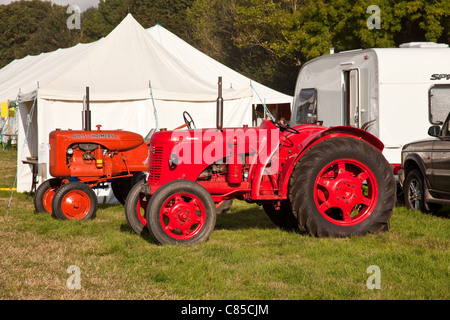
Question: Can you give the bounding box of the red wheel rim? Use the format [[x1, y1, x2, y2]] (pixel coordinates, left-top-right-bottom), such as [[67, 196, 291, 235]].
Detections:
[[314, 159, 378, 226], [43, 187, 58, 213], [159, 192, 206, 240], [60, 190, 92, 220], [137, 194, 150, 226]]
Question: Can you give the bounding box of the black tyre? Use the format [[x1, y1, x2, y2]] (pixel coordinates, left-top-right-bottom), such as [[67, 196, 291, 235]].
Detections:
[[52, 182, 98, 220], [216, 199, 233, 214], [112, 171, 146, 204], [146, 180, 216, 245], [124, 180, 150, 235], [404, 169, 425, 211], [262, 200, 301, 231], [34, 178, 62, 213], [289, 137, 396, 237]]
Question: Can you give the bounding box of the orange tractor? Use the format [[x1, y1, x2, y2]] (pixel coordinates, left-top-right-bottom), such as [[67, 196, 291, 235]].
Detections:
[[34, 88, 150, 220]]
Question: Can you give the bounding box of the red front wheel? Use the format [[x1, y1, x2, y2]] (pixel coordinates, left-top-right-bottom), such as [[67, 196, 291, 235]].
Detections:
[[125, 180, 150, 235], [51, 182, 98, 220], [289, 137, 396, 237], [146, 180, 216, 245], [34, 178, 62, 213]]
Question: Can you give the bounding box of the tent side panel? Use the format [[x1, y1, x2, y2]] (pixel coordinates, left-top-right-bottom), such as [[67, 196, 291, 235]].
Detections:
[[16, 100, 38, 193]]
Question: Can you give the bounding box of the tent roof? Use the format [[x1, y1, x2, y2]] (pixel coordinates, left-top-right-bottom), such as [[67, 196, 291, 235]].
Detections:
[[37, 14, 250, 102], [0, 42, 95, 102], [0, 14, 291, 105], [147, 24, 293, 105]]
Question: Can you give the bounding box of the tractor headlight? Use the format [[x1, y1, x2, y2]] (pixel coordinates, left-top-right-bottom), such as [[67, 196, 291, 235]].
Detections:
[[67, 148, 73, 155], [168, 153, 179, 168]]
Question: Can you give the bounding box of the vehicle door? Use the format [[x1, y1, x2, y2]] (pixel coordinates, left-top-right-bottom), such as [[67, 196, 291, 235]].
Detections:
[[343, 69, 360, 128], [431, 112, 450, 193]]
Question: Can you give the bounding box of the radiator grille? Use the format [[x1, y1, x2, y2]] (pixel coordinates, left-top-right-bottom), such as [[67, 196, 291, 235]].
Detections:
[[148, 146, 163, 183]]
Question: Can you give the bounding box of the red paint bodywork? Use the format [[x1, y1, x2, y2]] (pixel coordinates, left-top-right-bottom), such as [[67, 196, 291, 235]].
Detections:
[[146, 120, 384, 204], [49, 126, 149, 185]]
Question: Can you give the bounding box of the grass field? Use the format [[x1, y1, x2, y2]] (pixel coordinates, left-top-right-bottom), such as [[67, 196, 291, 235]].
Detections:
[[0, 149, 448, 300]]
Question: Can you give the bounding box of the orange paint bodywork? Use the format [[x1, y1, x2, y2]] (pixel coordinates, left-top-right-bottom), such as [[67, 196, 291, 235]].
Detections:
[[49, 126, 149, 184]]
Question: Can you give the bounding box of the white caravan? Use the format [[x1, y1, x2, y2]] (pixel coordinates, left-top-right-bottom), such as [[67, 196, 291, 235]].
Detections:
[[289, 42, 450, 175]]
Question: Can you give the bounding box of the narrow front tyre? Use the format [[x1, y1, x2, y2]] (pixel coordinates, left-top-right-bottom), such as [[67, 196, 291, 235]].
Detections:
[[52, 182, 98, 220], [124, 180, 150, 235], [146, 180, 216, 245], [34, 178, 62, 213]]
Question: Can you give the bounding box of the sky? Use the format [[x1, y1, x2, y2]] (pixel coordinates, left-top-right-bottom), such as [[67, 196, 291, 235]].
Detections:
[[0, 0, 100, 11]]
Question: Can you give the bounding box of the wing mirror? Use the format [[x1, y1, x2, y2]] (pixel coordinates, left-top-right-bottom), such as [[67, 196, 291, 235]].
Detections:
[[428, 125, 441, 137]]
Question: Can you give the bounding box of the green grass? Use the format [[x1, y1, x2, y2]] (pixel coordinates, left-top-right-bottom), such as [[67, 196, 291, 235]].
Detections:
[[0, 149, 16, 188], [0, 150, 449, 300]]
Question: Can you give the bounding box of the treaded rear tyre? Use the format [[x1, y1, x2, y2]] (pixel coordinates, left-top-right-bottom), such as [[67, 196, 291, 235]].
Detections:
[[216, 199, 233, 214], [112, 171, 146, 205], [289, 137, 396, 237], [262, 200, 301, 231]]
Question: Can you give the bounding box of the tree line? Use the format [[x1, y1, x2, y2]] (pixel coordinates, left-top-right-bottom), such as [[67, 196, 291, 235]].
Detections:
[[0, 0, 448, 95]]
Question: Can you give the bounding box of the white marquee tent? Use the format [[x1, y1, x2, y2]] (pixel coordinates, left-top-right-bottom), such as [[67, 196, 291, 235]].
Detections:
[[0, 14, 292, 199], [147, 24, 293, 107]]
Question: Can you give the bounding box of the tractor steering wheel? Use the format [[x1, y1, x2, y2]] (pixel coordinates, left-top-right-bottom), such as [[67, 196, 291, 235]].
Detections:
[[173, 111, 196, 130], [274, 121, 299, 134], [183, 111, 196, 129]]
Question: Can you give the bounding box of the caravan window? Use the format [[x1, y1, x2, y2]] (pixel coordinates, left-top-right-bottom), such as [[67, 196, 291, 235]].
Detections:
[[429, 85, 450, 125], [295, 88, 318, 124]]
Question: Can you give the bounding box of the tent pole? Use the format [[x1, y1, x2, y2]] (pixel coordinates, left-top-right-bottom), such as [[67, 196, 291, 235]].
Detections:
[[149, 81, 159, 131]]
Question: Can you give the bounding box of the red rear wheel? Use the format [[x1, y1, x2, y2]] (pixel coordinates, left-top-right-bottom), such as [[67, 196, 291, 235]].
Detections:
[[314, 159, 378, 226], [289, 137, 395, 237]]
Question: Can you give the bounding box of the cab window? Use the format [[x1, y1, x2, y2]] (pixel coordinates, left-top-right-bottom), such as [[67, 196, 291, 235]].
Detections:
[[295, 88, 317, 124]]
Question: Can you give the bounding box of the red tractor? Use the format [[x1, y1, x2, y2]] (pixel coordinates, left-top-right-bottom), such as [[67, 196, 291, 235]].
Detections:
[[125, 78, 396, 244]]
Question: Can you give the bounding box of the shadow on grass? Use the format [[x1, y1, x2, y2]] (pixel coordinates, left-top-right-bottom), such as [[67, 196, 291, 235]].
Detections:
[[214, 206, 277, 230], [434, 205, 450, 219], [116, 202, 307, 245], [119, 223, 158, 244], [397, 204, 450, 219]]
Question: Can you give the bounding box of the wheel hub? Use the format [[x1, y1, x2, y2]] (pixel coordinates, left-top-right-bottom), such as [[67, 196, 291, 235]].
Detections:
[[170, 202, 195, 227], [160, 193, 205, 239], [336, 180, 355, 200], [314, 159, 378, 226], [61, 191, 91, 219]]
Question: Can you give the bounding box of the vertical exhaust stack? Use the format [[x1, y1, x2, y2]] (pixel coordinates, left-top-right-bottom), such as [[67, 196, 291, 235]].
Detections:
[[216, 77, 223, 131], [83, 86, 91, 131]]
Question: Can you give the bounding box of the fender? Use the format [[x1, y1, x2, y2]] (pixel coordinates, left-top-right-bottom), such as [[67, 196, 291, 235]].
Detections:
[[402, 153, 430, 188], [278, 126, 384, 199]]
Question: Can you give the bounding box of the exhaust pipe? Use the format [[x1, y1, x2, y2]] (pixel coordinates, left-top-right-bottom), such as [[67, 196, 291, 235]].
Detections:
[[216, 77, 223, 131], [83, 86, 91, 131]]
